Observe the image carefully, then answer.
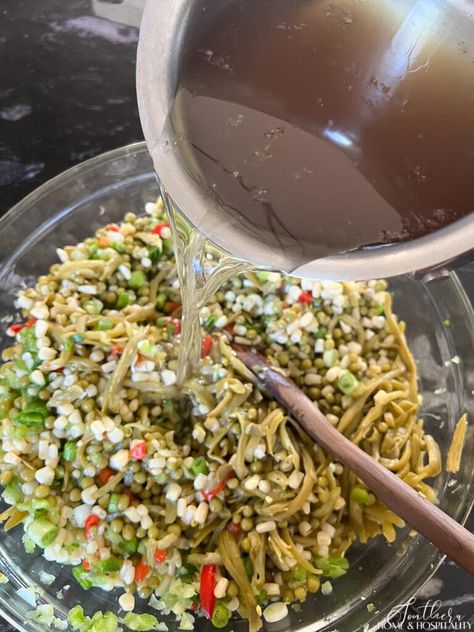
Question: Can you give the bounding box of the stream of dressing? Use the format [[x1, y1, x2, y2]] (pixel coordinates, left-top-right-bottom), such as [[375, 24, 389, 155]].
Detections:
[[164, 193, 251, 384]]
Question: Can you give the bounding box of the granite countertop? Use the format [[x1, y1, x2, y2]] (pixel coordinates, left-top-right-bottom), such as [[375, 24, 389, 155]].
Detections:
[[0, 0, 473, 630]]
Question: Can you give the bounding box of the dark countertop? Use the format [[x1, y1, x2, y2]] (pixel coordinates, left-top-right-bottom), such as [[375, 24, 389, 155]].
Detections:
[[0, 1, 473, 630]]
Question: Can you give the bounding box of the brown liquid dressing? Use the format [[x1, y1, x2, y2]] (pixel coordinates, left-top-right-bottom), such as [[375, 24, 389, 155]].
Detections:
[[167, 0, 474, 267]]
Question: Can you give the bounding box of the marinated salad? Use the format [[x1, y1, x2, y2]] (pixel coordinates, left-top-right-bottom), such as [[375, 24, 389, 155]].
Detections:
[[0, 199, 441, 632]]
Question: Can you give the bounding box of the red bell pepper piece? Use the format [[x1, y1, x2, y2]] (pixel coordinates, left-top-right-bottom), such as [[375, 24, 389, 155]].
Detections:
[[8, 318, 37, 335], [171, 317, 181, 334], [164, 302, 182, 315], [84, 514, 100, 541], [82, 559, 92, 571], [134, 559, 150, 583], [200, 564, 217, 619], [226, 521, 241, 534], [154, 549, 167, 564], [124, 489, 136, 503], [152, 222, 170, 237], [202, 471, 236, 502], [97, 467, 114, 485], [130, 441, 147, 461], [106, 224, 119, 232], [111, 345, 124, 357], [298, 291, 313, 303], [201, 335, 213, 358]]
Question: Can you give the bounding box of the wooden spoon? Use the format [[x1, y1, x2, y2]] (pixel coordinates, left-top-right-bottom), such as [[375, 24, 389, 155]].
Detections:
[[234, 348, 474, 576]]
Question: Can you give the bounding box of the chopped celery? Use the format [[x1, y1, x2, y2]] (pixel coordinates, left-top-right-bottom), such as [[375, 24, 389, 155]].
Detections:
[[27, 603, 55, 626], [98, 557, 121, 573], [23, 399, 48, 418], [64, 337, 75, 353], [14, 411, 45, 426], [1, 368, 24, 390], [72, 566, 92, 590], [18, 498, 50, 513], [204, 314, 217, 331], [2, 478, 23, 504], [149, 245, 162, 264], [315, 555, 349, 578], [68, 605, 88, 629], [123, 613, 159, 631], [63, 441, 77, 462], [211, 603, 231, 628], [22, 531, 36, 553], [155, 293, 167, 311], [111, 242, 126, 254], [351, 487, 376, 505], [116, 290, 135, 309], [96, 318, 113, 331], [88, 611, 118, 632], [129, 270, 146, 289], [27, 518, 59, 548]]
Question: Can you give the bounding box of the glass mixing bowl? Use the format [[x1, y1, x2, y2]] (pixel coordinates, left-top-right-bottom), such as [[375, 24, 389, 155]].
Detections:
[[0, 142, 472, 632]]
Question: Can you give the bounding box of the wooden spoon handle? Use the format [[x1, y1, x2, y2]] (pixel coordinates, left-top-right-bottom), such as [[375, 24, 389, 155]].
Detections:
[[236, 350, 474, 576]]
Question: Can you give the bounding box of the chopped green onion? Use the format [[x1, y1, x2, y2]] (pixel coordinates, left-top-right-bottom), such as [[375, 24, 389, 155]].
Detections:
[[374, 304, 385, 315], [211, 603, 232, 628], [313, 326, 327, 339], [166, 323, 177, 340], [149, 246, 162, 264], [63, 441, 77, 462], [118, 538, 138, 556], [243, 556, 254, 580], [129, 270, 146, 289], [337, 371, 360, 396], [123, 613, 159, 631], [351, 487, 376, 505], [255, 589, 268, 605], [137, 340, 156, 357], [15, 399, 48, 425], [204, 314, 218, 331], [27, 518, 59, 548], [84, 299, 104, 315], [191, 456, 209, 477], [442, 318, 450, 327], [14, 411, 45, 426], [162, 237, 173, 253], [108, 493, 120, 514], [155, 293, 167, 311], [87, 241, 99, 257], [111, 242, 126, 254], [323, 349, 339, 367], [99, 557, 121, 573], [64, 337, 75, 353], [315, 555, 349, 578], [72, 567, 92, 590], [116, 290, 135, 310], [255, 271, 270, 282], [96, 319, 113, 331], [292, 564, 308, 582]]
